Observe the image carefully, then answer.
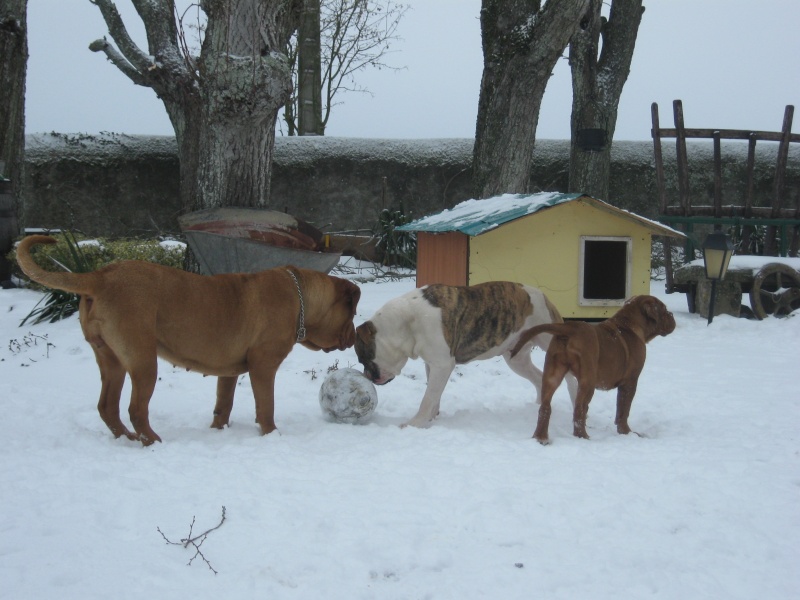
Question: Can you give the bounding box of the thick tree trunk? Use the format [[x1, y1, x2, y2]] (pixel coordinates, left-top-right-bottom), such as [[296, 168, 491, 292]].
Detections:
[[0, 0, 26, 280], [90, 0, 301, 213], [195, 0, 298, 209], [472, 0, 590, 199], [568, 0, 643, 200], [298, 0, 323, 135], [0, 0, 26, 203]]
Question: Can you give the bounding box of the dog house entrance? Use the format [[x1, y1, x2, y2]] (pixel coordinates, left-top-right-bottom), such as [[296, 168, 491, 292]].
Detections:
[[579, 236, 631, 306]]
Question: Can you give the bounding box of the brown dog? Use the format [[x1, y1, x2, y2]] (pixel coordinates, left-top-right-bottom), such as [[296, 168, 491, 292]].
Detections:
[[510, 295, 675, 444], [16, 235, 361, 445]]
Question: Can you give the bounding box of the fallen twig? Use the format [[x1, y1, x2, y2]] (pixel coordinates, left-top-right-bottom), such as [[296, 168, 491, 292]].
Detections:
[[157, 506, 226, 575]]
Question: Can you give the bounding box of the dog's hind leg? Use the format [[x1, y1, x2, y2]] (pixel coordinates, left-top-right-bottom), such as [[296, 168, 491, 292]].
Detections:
[[571, 375, 595, 440], [126, 355, 161, 446], [92, 345, 136, 441], [564, 372, 579, 410], [211, 376, 237, 429], [533, 356, 569, 445], [502, 351, 544, 402]]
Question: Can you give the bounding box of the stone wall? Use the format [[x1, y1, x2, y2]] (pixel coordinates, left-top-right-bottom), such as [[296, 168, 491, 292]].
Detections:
[[21, 133, 800, 238]]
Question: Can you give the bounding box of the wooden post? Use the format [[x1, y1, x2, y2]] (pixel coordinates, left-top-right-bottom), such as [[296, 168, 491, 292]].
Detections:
[[652, 103, 675, 292], [673, 100, 691, 216], [651, 103, 667, 214], [765, 105, 794, 254], [712, 131, 722, 223], [741, 133, 757, 253]]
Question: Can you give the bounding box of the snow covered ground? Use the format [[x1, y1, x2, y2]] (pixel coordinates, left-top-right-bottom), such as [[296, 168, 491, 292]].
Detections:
[[1, 265, 798, 599]]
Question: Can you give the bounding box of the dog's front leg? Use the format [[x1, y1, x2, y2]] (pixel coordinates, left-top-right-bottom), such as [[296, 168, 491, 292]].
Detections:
[[211, 376, 237, 429], [404, 362, 453, 428], [614, 381, 638, 435], [249, 354, 286, 436]]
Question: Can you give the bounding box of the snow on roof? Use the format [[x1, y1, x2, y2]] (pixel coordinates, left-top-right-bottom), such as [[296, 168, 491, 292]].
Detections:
[[397, 192, 579, 236], [398, 192, 685, 238]]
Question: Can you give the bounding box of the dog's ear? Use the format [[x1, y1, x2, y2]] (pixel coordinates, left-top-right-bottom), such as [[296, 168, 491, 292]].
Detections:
[[643, 297, 674, 331], [346, 280, 361, 317], [643, 297, 659, 321], [335, 279, 361, 317], [356, 320, 377, 343]]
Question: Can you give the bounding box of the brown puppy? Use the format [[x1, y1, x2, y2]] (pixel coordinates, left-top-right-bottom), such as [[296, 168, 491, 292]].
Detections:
[[510, 295, 675, 444], [16, 235, 360, 445]]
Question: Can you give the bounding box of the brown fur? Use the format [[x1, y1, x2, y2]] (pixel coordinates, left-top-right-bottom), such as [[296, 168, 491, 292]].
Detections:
[[421, 282, 533, 363], [17, 235, 361, 445], [510, 295, 675, 444]]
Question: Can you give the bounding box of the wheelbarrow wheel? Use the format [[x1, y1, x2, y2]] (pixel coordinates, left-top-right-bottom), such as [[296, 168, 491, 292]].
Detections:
[[749, 263, 800, 319]]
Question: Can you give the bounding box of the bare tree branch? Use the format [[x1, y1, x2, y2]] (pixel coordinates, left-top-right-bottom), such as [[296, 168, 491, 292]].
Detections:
[[284, 0, 408, 134], [89, 0, 154, 74], [88, 37, 149, 86], [157, 506, 227, 575]]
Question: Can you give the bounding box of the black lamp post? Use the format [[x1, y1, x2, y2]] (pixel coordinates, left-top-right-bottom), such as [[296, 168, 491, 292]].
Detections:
[[702, 232, 734, 325]]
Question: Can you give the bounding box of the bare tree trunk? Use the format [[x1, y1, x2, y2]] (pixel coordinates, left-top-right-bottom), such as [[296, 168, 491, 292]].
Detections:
[[472, 0, 590, 199], [298, 0, 323, 135], [197, 0, 296, 208], [90, 0, 301, 214], [568, 0, 643, 200], [0, 0, 26, 280]]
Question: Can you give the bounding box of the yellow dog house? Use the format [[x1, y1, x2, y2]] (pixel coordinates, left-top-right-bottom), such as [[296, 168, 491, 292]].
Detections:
[[397, 192, 684, 319]]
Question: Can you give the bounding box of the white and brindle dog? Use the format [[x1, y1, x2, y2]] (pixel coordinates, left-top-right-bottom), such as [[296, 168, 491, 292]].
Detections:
[[354, 281, 577, 428]]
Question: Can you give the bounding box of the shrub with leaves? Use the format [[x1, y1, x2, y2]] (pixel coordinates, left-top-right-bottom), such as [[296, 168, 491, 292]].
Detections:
[[10, 232, 186, 325], [375, 207, 416, 269]]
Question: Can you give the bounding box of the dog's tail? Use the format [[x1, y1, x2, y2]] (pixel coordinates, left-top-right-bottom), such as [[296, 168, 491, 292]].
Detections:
[[16, 235, 97, 296], [510, 323, 563, 358]]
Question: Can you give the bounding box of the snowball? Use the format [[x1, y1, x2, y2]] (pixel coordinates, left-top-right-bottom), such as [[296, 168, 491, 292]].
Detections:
[[319, 368, 378, 424]]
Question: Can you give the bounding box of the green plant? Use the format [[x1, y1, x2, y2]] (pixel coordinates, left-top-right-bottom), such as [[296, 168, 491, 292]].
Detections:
[[13, 233, 186, 325], [650, 239, 688, 281], [20, 232, 99, 325], [375, 206, 416, 269], [727, 223, 767, 255]]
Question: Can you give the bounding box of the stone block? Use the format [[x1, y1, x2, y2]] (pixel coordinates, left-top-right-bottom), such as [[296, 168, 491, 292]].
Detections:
[[695, 279, 742, 318]]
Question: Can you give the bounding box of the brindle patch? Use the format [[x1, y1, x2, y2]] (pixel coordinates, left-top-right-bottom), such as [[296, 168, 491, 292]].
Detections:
[[422, 282, 533, 363], [354, 321, 381, 381]]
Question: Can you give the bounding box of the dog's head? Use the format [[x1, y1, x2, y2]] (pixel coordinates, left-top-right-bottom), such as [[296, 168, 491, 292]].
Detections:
[[354, 320, 403, 385], [300, 276, 361, 353], [623, 295, 676, 342]]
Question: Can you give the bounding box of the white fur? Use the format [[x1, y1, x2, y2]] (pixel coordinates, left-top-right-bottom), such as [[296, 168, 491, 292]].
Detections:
[[365, 286, 578, 428]]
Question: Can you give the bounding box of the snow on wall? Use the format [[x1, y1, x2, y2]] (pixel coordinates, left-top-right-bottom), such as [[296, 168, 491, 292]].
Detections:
[[21, 134, 800, 237]]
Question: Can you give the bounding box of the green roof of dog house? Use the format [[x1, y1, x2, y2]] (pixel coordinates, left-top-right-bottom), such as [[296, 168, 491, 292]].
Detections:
[[397, 192, 684, 238]]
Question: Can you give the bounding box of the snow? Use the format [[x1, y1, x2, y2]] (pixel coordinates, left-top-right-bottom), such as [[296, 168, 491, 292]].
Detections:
[[685, 255, 800, 276], [405, 192, 565, 229], [1, 268, 798, 599]]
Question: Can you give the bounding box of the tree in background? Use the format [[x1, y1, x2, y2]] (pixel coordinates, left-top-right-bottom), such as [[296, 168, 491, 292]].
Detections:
[[0, 0, 27, 280], [472, 0, 590, 198], [282, 0, 407, 136], [296, 0, 323, 135], [89, 0, 302, 214], [568, 0, 644, 200]]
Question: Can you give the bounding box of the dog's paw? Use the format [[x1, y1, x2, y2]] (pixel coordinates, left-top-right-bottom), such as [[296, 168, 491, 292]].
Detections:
[[401, 418, 433, 429], [139, 433, 162, 447]]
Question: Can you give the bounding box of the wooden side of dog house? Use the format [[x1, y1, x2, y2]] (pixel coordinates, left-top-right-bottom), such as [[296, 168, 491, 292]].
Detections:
[[415, 231, 469, 287]]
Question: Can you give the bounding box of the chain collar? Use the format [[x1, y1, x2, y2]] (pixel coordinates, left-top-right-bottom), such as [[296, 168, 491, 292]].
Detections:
[[285, 269, 307, 342]]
